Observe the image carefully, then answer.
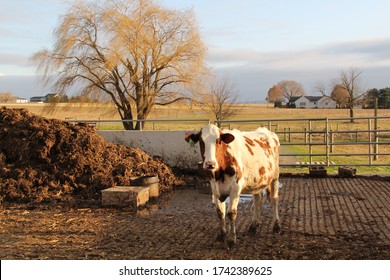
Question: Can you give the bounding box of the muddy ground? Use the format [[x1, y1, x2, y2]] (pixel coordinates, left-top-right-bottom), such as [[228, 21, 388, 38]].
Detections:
[[1, 175, 389, 260]]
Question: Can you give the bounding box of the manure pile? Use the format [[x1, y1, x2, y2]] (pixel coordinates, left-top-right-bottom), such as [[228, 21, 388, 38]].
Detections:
[[0, 107, 182, 204]]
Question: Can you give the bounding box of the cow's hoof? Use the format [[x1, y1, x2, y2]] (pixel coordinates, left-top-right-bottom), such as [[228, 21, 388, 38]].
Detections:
[[226, 239, 236, 250], [248, 223, 258, 235], [273, 221, 281, 233], [216, 231, 226, 242]]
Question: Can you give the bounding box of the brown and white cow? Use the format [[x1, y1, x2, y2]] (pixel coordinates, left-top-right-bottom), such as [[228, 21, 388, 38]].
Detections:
[[185, 124, 280, 247]]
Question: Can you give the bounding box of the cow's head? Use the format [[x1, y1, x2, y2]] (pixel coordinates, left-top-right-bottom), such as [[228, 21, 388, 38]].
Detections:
[[185, 124, 235, 171]]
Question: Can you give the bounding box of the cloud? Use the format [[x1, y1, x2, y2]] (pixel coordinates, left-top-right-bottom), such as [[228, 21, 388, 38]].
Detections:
[[2, 37, 389, 102], [0, 0, 65, 24], [0, 53, 29, 67], [0, 75, 47, 98], [207, 38, 390, 72], [0, 28, 11, 37], [320, 38, 390, 66], [206, 38, 390, 102]]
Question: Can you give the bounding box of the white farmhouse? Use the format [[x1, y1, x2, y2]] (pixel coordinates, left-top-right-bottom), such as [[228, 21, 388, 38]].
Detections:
[[15, 98, 29, 103], [288, 96, 336, 109]]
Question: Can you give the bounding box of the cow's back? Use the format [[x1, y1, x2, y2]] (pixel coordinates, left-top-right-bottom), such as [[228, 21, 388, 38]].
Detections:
[[225, 127, 280, 193]]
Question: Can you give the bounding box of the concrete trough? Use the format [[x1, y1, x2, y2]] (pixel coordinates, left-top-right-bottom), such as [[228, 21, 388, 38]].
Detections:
[[130, 175, 159, 198], [102, 186, 149, 207]]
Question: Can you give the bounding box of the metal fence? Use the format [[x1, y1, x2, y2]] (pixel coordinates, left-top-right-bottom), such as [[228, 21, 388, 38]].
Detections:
[[70, 116, 390, 167], [218, 116, 390, 167]]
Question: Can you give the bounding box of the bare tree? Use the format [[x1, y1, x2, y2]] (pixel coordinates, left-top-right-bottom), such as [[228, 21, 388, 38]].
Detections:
[[315, 68, 365, 122], [339, 68, 366, 121], [31, 0, 206, 130], [201, 76, 240, 127], [0, 92, 14, 103], [277, 80, 305, 102], [314, 81, 327, 97]]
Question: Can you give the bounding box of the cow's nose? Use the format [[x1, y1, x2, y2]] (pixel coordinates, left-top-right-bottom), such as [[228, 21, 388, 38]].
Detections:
[[204, 160, 217, 170]]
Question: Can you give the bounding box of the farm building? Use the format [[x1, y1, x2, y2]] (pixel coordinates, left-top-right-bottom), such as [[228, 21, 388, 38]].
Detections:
[[288, 96, 336, 109], [30, 93, 59, 103], [15, 98, 28, 103], [30, 96, 47, 103]]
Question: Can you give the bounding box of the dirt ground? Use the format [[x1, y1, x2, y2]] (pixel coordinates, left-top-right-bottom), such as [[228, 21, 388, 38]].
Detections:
[[1, 175, 389, 260]]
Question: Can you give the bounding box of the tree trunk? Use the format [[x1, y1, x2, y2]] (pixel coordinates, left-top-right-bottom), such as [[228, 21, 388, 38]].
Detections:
[[349, 107, 354, 123], [135, 99, 153, 130], [135, 111, 150, 130], [122, 110, 135, 130]]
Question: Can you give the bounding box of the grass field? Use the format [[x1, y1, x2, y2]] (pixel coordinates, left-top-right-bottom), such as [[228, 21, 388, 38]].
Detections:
[[4, 102, 390, 128], [3, 102, 389, 174]]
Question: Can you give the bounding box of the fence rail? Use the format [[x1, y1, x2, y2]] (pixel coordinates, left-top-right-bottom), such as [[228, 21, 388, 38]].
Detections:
[[218, 116, 390, 167], [69, 116, 390, 167]]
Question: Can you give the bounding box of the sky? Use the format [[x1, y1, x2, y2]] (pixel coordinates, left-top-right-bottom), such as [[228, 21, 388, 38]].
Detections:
[[1, 0, 390, 102]]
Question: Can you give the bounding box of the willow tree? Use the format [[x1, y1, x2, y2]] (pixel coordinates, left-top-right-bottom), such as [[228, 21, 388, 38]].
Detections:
[[32, 0, 206, 130]]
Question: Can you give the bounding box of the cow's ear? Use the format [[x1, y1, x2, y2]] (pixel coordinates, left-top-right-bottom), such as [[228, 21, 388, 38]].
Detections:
[[185, 131, 201, 143], [221, 133, 235, 144]]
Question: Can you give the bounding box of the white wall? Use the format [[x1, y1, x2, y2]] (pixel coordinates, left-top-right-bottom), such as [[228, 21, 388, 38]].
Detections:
[[294, 96, 309, 108], [98, 130, 202, 169], [318, 97, 337, 108], [295, 96, 337, 109]]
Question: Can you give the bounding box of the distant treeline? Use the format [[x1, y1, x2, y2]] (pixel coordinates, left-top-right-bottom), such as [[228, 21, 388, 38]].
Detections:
[[364, 87, 390, 109]]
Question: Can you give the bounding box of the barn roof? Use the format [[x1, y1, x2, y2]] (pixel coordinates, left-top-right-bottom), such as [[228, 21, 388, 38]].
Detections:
[[289, 96, 324, 103], [305, 96, 323, 102]]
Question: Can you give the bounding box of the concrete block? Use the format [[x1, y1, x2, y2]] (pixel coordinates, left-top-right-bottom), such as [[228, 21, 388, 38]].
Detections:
[[131, 175, 159, 198], [146, 183, 159, 198], [309, 166, 327, 177], [338, 166, 357, 177], [102, 186, 149, 207]]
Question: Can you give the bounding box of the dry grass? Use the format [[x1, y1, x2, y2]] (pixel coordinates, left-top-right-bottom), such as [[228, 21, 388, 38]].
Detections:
[[3, 102, 389, 174], [3, 102, 389, 120]]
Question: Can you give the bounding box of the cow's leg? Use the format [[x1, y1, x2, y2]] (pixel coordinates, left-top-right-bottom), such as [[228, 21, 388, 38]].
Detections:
[[213, 195, 226, 242], [248, 193, 261, 234], [226, 193, 240, 246], [270, 179, 281, 233]]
